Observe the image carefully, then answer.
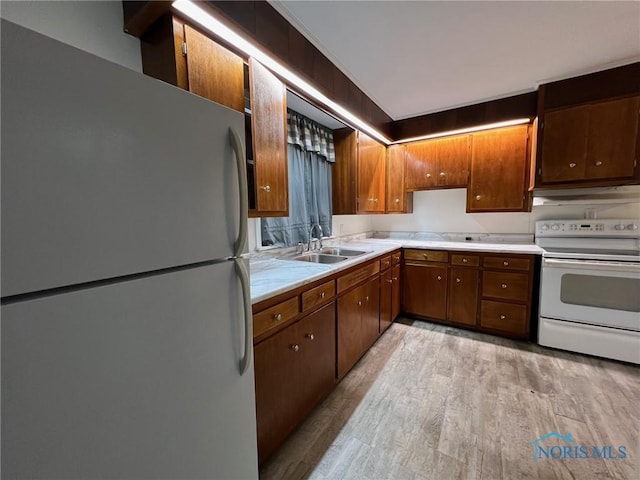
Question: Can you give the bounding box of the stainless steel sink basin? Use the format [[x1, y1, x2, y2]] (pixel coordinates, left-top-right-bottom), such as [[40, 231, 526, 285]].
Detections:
[[318, 247, 368, 257], [294, 253, 350, 264]]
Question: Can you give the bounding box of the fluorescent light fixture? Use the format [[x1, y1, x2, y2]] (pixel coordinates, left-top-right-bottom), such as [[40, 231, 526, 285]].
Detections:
[[392, 118, 531, 144], [172, 0, 392, 145]]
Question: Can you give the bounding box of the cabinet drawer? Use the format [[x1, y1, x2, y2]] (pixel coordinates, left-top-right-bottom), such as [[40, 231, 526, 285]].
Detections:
[[254, 296, 299, 338], [380, 255, 392, 271], [480, 300, 528, 335], [482, 271, 529, 302], [301, 280, 335, 313], [451, 253, 480, 267], [483, 255, 531, 271], [404, 249, 448, 263], [337, 261, 380, 293], [391, 252, 402, 265]]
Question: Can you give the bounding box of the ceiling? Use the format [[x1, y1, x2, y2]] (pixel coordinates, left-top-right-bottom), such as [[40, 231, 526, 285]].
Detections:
[[272, 1, 640, 121]]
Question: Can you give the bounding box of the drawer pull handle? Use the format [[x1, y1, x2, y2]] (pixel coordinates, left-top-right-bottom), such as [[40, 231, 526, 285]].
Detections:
[[456, 278, 461, 283], [569, 163, 577, 168], [274, 313, 282, 321], [594, 161, 603, 166], [320, 291, 325, 298], [437, 275, 442, 281], [290, 344, 300, 352], [306, 333, 315, 341], [503, 261, 509, 266], [500, 314, 506, 320], [501, 283, 508, 289], [260, 185, 271, 192], [462, 258, 468, 263]]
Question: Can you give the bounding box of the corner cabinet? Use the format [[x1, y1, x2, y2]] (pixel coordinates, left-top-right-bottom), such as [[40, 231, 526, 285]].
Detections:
[[140, 15, 288, 216], [332, 128, 388, 214], [467, 125, 532, 212], [386, 145, 413, 213], [537, 96, 640, 187]]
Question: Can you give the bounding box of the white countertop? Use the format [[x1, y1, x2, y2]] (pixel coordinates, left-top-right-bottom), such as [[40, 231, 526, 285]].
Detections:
[[250, 237, 543, 304]]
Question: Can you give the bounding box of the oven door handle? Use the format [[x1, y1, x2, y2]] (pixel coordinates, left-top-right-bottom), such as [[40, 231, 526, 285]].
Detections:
[[543, 258, 640, 273]]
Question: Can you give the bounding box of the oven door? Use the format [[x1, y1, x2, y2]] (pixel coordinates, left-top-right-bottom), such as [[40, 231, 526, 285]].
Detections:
[[540, 257, 640, 331]]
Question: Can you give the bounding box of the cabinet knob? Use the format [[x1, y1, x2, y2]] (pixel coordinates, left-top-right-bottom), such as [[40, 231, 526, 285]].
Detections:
[[392, 277, 398, 281], [503, 261, 509, 266], [260, 185, 271, 192], [305, 333, 315, 341], [462, 258, 468, 263], [357, 300, 363, 307], [273, 313, 282, 321], [456, 278, 461, 283], [365, 296, 370, 302], [569, 163, 577, 168], [501, 283, 508, 289], [439, 172, 445, 177], [594, 161, 603, 166], [475, 195, 481, 201], [437, 275, 442, 281], [290, 344, 300, 352], [500, 314, 506, 320], [395, 198, 400, 203], [320, 291, 325, 298], [387, 279, 393, 284], [426, 173, 431, 178]]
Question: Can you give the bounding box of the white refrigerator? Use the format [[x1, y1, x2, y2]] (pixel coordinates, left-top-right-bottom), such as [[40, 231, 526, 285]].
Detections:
[[1, 20, 258, 479]]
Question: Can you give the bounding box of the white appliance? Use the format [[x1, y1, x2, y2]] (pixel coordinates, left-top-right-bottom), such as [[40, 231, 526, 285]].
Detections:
[[1, 20, 257, 479], [535, 219, 640, 364]]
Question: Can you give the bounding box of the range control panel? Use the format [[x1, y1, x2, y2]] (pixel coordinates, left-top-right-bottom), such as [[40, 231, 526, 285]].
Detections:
[[536, 219, 640, 237]]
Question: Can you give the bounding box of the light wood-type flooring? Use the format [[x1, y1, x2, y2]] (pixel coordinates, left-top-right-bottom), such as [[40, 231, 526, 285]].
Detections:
[[259, 318, 639, 480]]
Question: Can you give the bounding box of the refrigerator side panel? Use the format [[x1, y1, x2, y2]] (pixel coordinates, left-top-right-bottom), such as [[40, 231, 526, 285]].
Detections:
[[1, 20, 244, 297], [1, 262, 258, 479]]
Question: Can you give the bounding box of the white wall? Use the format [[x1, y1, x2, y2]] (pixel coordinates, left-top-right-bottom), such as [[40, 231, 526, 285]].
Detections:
[[371, 188, 640, 234], [1, 1, 141, 72]]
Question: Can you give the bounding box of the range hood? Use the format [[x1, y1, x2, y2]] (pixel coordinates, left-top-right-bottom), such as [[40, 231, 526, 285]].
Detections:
[[532, 185, 640, 206]]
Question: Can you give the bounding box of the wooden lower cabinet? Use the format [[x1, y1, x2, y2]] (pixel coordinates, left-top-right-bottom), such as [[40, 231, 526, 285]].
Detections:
[[337, 275, 380, 379], [447, 267, 479, 326], [254, 302, 335, 464], [402, 263, 448, 320]]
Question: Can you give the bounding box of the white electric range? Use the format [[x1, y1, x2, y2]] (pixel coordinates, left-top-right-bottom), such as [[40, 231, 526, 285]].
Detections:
[[535, 219, 640, 364]]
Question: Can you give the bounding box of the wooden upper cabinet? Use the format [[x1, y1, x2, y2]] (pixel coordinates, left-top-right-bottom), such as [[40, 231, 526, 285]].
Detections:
[[467, 125, 531, 213], [249, 58, 288, 215], [357, 132, 386, 213], [386, 145, 412, 213], [183, 25, 244, 111], [404, 134, 470, 190], [332, 128, 358, 215], [538, 96, 640, 187]]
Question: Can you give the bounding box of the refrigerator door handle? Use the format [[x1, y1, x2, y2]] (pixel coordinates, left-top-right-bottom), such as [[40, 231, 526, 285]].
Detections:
[[234, 257, 253, 376], [229, 127, 249, 258]]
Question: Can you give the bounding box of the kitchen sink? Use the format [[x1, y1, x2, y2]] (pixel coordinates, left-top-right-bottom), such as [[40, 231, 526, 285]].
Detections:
[[294, 253, 350, 264], [318, 247, 368, 257]]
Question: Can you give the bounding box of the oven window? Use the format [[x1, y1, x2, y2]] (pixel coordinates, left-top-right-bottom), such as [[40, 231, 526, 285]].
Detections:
[[561, 274, 640, 312]]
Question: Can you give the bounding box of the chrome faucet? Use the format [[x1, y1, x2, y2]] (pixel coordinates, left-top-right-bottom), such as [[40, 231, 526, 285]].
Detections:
[[308, 223, 323, 251]]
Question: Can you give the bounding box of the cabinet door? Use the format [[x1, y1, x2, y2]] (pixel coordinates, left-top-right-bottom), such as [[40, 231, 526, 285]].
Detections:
[[249, 58, 288, 215], [357, 132, 386, 213], [467, 125, 530, 212], [332, 128, 358, 215], [402, 263, 448, 320], [362, 275, 381, 349], [436, 134, 470, 187], [296, 303, 336, 429], [380, 270, 393, 333], [540, 106, 589, 183], [585, 96, 639, 180], [337, 285, 365, 379], [448, 267, 479, 326], [183, 25, 244, 112], [405, 139, 437, 190], [391, 264, 401, 321], [386, 145, 410, 212]]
